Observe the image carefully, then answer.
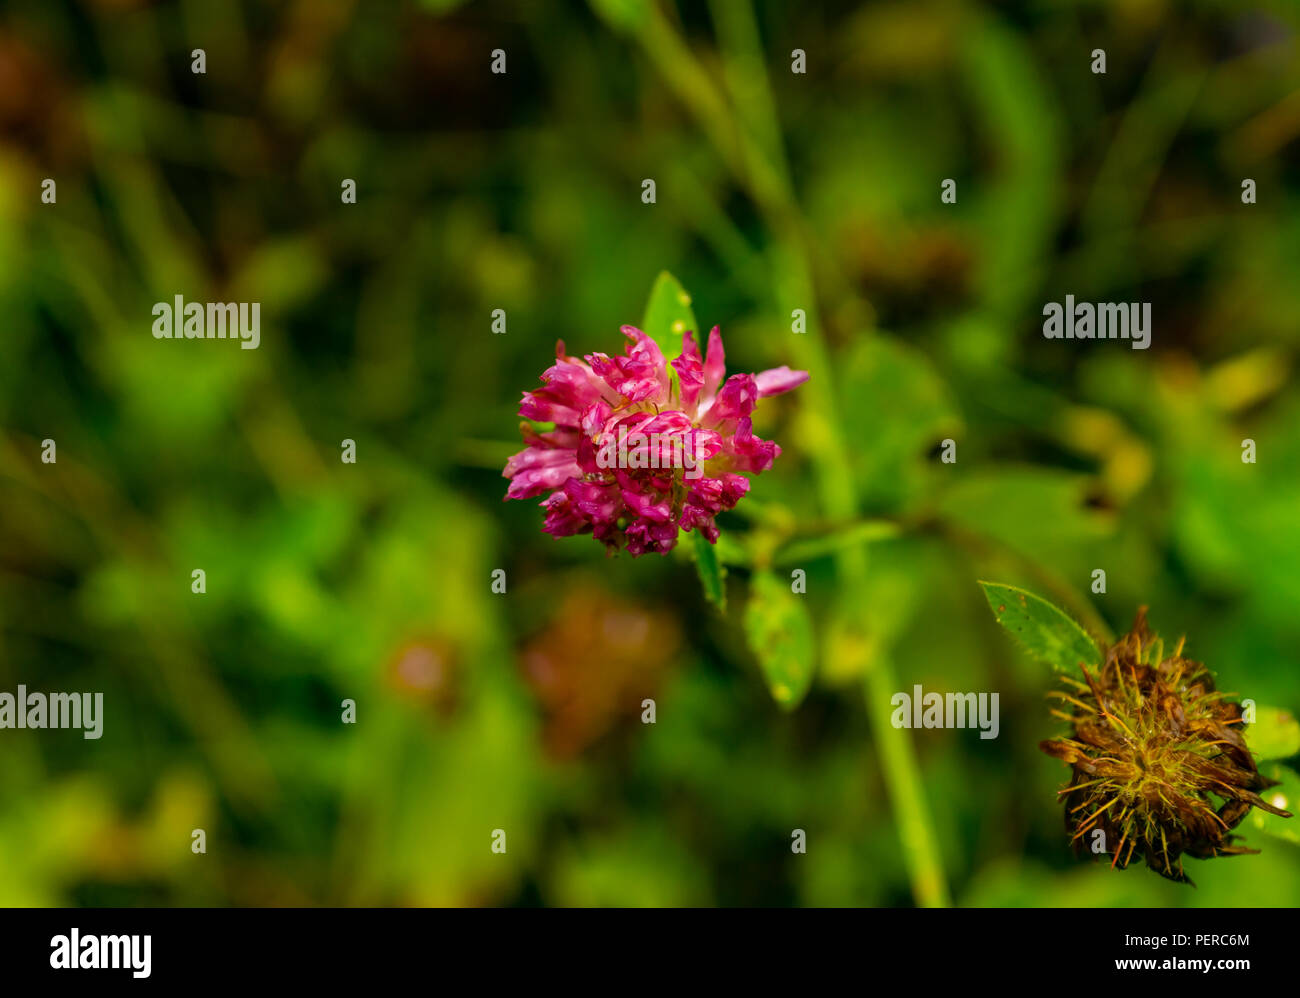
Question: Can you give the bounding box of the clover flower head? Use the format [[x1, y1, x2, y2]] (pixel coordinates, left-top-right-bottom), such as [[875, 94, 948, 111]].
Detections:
[[504, 324, 808, 556]]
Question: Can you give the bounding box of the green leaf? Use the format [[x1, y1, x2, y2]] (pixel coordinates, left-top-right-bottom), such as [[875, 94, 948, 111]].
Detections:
[[1247, 706, 1300, 762], [835, 337, 961, 509], [745, 569, 815, 710], [1249, 763, 1300, 846], [640, 270, 697, 363], [939, 468, 1113, 569], [690, 529, 726, 610], [979, 581, 1101, 673]]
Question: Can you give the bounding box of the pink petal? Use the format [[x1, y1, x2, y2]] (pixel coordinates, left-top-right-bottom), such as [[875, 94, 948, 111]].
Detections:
[[724, 418, 781, 473], [671, 330, 705, 414], [754, 365, 810, 397], [615, 469, 673, 522], [701, 373, 758, 428], [564, 478, 623, 524], [624, 518, 679, 556], [541, 491, 590, 537], [678, 502, 719, 541], [700, 326, 726, 410], [584, 327, 672, 404], [504, 444, 583, 500]]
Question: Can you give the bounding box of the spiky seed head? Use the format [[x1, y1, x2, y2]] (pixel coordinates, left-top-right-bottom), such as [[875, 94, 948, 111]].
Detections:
[[1041, 608, 1291, 884]]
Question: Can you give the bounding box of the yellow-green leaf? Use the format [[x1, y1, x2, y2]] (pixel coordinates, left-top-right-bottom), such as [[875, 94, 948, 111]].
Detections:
[[745, 569, 815, 710], [639, 270, 696, 363], [1247, 705, 1300, 762]]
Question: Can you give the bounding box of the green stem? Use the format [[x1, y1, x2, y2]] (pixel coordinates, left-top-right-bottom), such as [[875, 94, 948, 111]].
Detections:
[[865, 660, 951, 908], [622, 0, 951, 907]]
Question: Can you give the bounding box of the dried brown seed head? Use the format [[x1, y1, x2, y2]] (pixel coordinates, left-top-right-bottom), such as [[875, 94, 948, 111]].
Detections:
[[1041, 608, 1291, 884]]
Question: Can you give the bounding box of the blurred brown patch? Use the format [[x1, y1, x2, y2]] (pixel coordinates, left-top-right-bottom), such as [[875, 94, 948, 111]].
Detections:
[[520, 586, 680, 759], [0, 35, 83, 167], [841, 221, 974, 323], [385, 637, 460, 717]]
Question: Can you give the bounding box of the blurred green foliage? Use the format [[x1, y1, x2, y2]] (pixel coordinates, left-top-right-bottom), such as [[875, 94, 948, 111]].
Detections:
[[1, 0, 1298, 907]]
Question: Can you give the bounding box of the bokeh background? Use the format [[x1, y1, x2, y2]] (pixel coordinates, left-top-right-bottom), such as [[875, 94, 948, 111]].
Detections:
[[1, 0, 1298, 907]]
